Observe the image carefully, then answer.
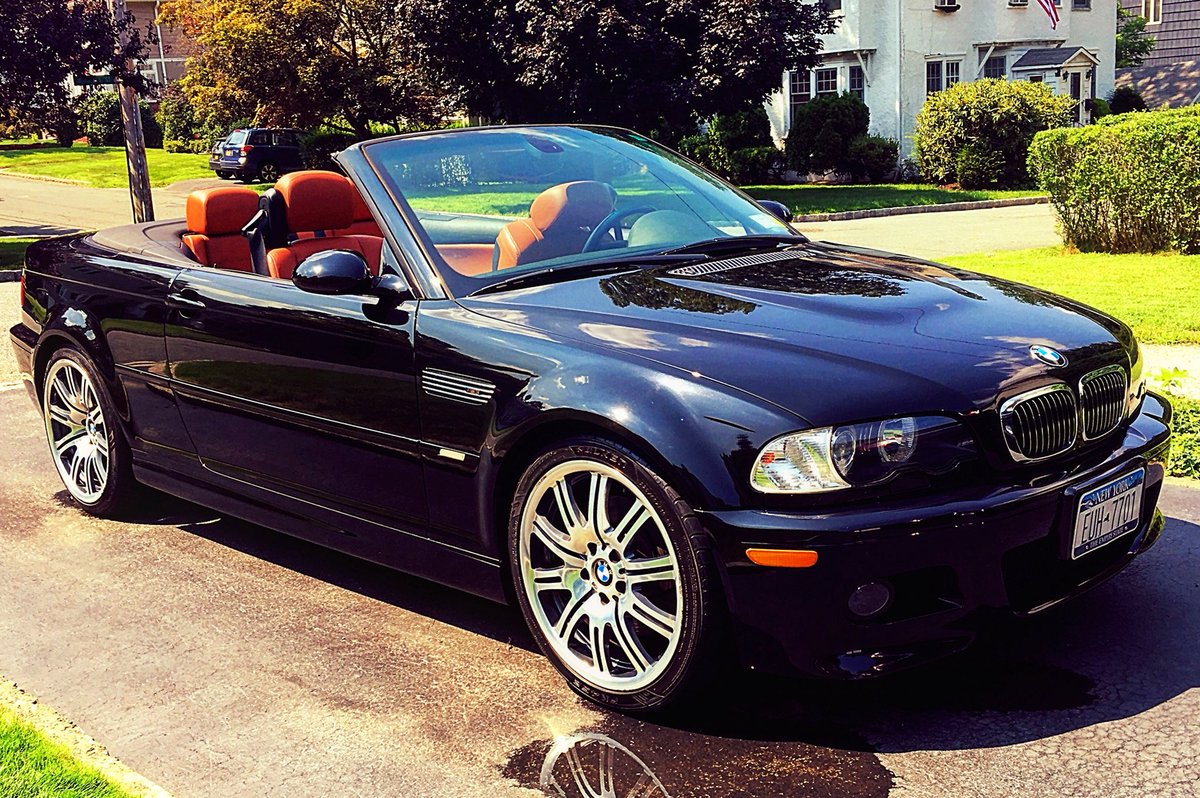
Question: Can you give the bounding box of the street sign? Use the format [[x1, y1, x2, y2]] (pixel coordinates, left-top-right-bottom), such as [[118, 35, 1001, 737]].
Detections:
[[74, 74, 117, 86]]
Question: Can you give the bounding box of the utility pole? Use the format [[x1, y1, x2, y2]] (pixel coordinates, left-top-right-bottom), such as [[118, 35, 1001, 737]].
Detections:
[[112, 0, 154, 222]]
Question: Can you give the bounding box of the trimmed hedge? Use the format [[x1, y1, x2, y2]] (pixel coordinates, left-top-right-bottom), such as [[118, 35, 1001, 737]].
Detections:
[[1029, 107, 1200, 253], [914, 79, 1075, 187]]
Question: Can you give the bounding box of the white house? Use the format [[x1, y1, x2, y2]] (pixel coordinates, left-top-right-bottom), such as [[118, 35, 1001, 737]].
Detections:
[[766, 0, 1118, 155]]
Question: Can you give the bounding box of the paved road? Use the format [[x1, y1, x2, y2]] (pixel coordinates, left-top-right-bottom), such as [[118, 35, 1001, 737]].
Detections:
[[0, 172, 1059, 259], [0, 380, 1197, 797]]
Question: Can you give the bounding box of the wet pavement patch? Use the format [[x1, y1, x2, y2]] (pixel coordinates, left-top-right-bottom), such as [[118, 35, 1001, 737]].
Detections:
[[502, 712, 893, 798]]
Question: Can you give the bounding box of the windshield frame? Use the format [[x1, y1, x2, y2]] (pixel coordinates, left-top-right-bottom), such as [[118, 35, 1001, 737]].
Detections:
[[359, 124, 803, 299]]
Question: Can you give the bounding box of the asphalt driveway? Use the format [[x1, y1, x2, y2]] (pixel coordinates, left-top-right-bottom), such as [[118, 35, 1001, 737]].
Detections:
[[0, 376, 1197, 797]]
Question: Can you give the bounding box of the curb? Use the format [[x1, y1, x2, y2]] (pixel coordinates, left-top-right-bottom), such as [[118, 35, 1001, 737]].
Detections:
[[792, 195, 1049, 224], [1, 678, 174, 798], [0, 170, 90, 187]]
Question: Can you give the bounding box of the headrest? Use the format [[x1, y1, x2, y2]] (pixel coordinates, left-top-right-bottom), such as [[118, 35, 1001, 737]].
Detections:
[[530, 181, 616, 233], [348, 180, 372, 221], [186, 187, 260, 236], [274, 170, 355, 233]]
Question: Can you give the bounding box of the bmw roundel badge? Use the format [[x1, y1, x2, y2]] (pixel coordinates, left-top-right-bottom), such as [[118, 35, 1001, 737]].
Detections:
[[1030, 344, 1068, 368]]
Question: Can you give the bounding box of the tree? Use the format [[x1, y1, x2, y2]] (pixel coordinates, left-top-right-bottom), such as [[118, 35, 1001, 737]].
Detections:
[[0, 1, 153, 142], [404, 0, 835, 139], [1116, 6, 1156, 68], [158, 0, 450, 137]]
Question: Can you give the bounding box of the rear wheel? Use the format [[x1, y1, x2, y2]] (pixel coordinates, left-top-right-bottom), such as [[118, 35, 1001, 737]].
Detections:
[[256, 161, 279, 183], [217, 170, 234, 180], [509, 437, 723, 712], [41, 348, 137, 517]]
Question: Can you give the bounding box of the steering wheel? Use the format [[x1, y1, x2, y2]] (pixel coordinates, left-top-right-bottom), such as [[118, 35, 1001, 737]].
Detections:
[[582, 206, 655, 253]]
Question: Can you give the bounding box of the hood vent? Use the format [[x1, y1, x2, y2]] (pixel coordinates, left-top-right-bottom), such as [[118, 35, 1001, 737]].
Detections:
[[668, 249, 813, 278]]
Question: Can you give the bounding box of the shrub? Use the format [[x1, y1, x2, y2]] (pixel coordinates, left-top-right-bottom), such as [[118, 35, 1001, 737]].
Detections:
[[1088, 97, 1111, 122], [186, 139, 211, 155], [1166, 393, 1200, 480], [77, 91, 163, 148], [955, 140, 1004, 189], [1028, 108, 1200, 253], [914, 79, 1076, 188], [163, 139, 187, 153], [708, 108, 772, 153], [155, 83, 200, 142], [301, 130, 359, 170], [846, 135, 899, 182], [727, 146, 784, 183], [785, 93, 870, 175], [1108, 85, 1147, 114]]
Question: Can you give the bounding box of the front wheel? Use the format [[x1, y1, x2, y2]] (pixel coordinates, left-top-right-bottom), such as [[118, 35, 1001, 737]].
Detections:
[[42, 348, 138, 517], [509, 437, 724, 712]]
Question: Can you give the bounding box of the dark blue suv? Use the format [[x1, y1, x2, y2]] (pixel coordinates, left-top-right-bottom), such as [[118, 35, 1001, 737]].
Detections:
[[210, 128, 305, 183]]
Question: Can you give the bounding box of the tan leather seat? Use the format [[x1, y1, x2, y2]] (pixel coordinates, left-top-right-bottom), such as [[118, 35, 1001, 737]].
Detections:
[[266, 171, 383, 280], [495, 181, 615, 269], [182, 187, 259, 272]]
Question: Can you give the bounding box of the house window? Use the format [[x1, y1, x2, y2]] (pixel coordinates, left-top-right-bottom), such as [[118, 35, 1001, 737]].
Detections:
[[789, 69, 811, 119], [925, 59, 962, 94], [1072, 0, 1090, 9], [822, 0, 842, 9], [815, 67, 839, 98], [1029, 74, 1044, 82], [1142, 0, 1162, 24], [926, 61, 943, 96], [984, 56, 1006, 79], [849, 65, 865, 101]]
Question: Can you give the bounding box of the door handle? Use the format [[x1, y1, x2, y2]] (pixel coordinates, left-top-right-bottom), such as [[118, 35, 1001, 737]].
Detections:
[[167, 291, 206, 311]]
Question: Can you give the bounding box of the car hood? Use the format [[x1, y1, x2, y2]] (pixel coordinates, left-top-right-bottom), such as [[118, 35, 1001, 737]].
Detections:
[[461, 242, 1134, 427]]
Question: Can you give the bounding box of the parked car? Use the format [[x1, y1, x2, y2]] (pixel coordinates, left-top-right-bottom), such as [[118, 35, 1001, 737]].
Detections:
[[207, 138, 230, 179], [10, 125, 1172, 713], [209, 127, 305, 183]]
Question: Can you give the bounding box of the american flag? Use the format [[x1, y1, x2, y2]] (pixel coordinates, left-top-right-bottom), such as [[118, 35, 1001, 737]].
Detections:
[[1037, 0, 1061, 29]]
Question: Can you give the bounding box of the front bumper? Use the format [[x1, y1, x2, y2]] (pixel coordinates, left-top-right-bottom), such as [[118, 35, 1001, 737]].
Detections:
[[704, 393, 1173, 679]]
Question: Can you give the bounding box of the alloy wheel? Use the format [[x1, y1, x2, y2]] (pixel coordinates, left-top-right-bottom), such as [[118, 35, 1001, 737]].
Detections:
[[259, 162, 279, 182], [43, 359, 109, 505], [519, 460, 684, 693]]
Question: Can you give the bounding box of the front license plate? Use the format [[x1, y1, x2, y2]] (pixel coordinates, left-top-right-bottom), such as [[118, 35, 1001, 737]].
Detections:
[[1072, 467, 1145, 559]]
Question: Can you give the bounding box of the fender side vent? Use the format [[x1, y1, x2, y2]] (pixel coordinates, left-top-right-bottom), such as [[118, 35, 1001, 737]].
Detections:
[[422, 369, 495, 405]]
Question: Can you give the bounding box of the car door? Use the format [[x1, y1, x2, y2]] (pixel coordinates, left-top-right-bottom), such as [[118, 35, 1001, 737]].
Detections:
[[274, 130, 304, 172], [163, 260, 426, 532]]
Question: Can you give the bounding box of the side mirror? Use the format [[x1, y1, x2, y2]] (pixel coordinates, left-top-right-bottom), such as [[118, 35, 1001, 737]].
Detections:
[[758, 200, 794, 223], [292, 250, 372, 295]]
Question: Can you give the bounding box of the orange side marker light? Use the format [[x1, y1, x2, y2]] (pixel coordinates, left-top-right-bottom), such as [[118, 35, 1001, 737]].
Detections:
[[745, 548, 819, 568]]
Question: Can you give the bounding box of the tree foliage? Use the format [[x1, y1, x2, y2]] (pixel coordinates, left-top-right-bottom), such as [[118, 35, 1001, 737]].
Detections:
[[1116, 6, 1156, 68], [77, 90, 163, 148], [0, 0, 153, 141], [158, 0, 451, 137], [405, 0, 835, 138]]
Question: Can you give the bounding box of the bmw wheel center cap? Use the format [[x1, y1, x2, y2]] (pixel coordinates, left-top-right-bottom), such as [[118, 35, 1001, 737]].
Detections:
[[595, 560, 613, 585]]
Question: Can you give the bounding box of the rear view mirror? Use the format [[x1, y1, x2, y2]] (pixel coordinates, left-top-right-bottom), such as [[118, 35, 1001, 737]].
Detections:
[[292, 250, 372, 295]]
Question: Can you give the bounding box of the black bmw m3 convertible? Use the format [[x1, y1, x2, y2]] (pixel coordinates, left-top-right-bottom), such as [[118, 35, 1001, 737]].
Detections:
[[9, 126, 1172, 712]]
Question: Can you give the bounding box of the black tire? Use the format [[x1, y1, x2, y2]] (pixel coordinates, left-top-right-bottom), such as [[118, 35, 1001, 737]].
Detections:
[[217, 170, 234, 180], [507, 436, 726, 713], [41, 347, 139, 518]]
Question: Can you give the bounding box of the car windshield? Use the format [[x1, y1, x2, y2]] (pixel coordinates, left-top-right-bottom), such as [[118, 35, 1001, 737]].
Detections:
[[362, 126, 799, 295]]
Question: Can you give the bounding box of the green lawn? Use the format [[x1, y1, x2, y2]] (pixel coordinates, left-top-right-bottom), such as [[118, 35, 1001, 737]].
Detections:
[[943, 247, 1200, 345], [742, 184, 1042, 215], [0, 146, 211, 188], [0, 708, 140, 798], [0, 237, 37, 271]]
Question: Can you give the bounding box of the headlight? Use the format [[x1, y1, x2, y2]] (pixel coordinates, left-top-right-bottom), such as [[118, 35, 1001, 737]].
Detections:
[[751, 416, 975, 494]]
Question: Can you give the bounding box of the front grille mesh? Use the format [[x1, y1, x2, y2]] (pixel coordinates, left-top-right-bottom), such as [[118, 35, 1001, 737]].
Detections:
[[1004, 387, 1078, 460], [1080, 367, 1127, 440]]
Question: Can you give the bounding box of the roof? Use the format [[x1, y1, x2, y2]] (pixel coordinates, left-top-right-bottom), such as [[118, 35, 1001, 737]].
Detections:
[[1010, 47, 1099, 71], [1114, 61, 1200, 108]]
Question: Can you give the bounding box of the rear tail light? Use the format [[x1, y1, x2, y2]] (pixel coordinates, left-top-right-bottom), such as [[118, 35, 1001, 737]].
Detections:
[[241, 145, 253, 153], [19, 271, 25, 308]]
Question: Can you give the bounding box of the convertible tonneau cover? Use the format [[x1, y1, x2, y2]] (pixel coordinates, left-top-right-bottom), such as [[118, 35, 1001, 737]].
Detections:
[[90, 219, 196, 268]]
